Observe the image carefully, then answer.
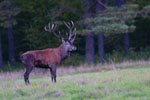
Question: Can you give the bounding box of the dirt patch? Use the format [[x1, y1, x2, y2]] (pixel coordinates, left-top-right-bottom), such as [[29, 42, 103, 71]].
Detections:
[[37, 90, 63, 99], [51, 90, 63, 97]]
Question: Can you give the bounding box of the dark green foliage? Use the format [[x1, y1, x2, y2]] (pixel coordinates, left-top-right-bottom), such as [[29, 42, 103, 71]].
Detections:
[[11, 0, 83, 61], [130, 17, 150, 49], [17, 0, 82, 51], [105, 47, 150, 63], [0, 0, 20, 27], [127, 0, 150, 9], [141, 5, 150, 18], [79, 4, 139, 35]]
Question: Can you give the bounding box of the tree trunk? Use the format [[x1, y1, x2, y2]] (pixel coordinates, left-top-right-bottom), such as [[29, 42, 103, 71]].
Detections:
[[96, 0, 105, 64], [98, 32, 105, 63], [113, 0, 121, 7], [83, 0, 95, 64], [8, 26, 15, 65], [114, 0, 129, 54], [122, 0, 126, 4], [85, 33, 95, 63], [0, 31, 3, 69], [123, 33, 129, 54], [122, 0, 129, 54], [5, 0, 15, 65]]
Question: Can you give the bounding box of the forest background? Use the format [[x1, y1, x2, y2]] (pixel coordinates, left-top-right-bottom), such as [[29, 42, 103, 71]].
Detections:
[[0, 0, 150, 71]]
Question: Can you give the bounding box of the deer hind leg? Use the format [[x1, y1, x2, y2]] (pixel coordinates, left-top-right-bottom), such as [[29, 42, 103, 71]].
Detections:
[[23, 54, 35, 85], [24, 66, 33, 85]]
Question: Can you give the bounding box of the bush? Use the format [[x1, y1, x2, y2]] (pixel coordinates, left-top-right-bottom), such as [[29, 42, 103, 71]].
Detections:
[[105, 47, 150, 63], [61, 53, 85, 66]]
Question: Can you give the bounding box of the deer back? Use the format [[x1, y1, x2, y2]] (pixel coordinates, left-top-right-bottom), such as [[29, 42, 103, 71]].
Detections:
[[21, 48, 62, 66]]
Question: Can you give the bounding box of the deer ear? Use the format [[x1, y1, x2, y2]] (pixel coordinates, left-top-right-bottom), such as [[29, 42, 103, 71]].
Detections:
[[61, 38, 65, 43]]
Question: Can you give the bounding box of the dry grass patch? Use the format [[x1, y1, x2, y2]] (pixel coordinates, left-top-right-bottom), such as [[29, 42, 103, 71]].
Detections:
[[0, 60, 150, 81]]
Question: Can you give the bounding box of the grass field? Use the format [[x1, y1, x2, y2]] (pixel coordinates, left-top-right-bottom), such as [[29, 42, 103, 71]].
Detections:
[[0, 61, 150, 100]]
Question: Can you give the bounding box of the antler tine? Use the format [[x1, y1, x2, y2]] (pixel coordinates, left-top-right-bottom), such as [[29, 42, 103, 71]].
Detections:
[[63, 21, 70, 29], [71, 20, 74, 28], [69, 21, 75, 40], [44, 26, 48, 31], [63, 21, 75, 40], [48, 23, 51, 30], [58, 31, 63, 38], [66, 32, 69, 37], [52, 24, 57, 31], [74, 28, 77, 37], [44, 23, 61, 39], [71, 28, 77, 42], [51, 24, 54, 30]]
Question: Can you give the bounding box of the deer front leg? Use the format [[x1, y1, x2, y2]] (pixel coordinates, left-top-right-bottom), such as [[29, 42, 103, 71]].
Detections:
[[49, 68, 54, 82], [50, 65, 57, 83], [49, 64, 57, 83], [52, 67, 57, 83]]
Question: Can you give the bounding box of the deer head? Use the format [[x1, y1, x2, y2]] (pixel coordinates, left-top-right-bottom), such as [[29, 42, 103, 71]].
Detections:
[[44, 21, 77, 52]]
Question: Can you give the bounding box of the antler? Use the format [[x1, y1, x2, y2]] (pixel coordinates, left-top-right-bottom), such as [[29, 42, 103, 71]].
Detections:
[[45, 21, 77, 42], [44, 23, 62, 39], [63, 21, 77, 42]]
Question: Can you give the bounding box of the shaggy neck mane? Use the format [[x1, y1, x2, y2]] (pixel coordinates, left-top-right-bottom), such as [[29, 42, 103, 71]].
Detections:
[[58, 44, 69, 60]]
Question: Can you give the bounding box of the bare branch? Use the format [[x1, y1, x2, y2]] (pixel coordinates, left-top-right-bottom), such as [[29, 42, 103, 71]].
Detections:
[[88, 0, 108, 11], [88, 0, 97, 11], [97, 0, 108, 8], [105, 0, 109, 6]]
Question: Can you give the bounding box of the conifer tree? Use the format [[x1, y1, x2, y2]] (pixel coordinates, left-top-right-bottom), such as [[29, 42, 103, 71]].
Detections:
[[79, 4, 138, 35], [96, 0, 107, 64], [0, 0, 20, 65], [83, 0, 95, 64]]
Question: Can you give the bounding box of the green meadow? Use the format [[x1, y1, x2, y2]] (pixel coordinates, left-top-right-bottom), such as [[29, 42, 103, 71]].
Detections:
[[0, 63, 150, 100]]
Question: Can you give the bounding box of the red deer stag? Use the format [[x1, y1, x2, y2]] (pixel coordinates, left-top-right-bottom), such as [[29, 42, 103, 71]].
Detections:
[[20, 21, 77, 85]]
